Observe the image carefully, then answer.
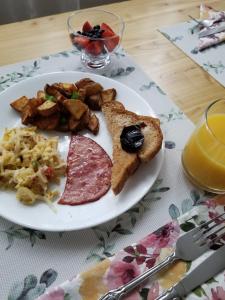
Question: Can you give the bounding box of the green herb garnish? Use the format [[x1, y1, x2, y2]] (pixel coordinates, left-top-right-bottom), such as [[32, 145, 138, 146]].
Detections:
[[71, 91, 79, 100], [32, 160, 39, 171], [45, 93, 56, 102], [60, 116, 67, 125]]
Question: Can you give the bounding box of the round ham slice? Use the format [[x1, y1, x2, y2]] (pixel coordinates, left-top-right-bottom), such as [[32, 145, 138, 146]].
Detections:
[[58, 135, 112, 205]]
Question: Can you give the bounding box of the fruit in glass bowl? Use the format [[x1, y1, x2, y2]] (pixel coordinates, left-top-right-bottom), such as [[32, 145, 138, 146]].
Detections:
[[67, 9, 124, 69]]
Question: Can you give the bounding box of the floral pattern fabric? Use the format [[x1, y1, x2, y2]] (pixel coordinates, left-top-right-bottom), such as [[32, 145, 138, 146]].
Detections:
[[197, 6, 225, 52], [0, 47, 220, 299], [160, 6, 225, 87], [38, 197, 225, 300]]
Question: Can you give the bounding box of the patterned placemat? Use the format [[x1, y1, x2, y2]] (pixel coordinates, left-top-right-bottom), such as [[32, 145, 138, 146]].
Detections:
[[159, 21, 225, 87], [38, 196, 225, 300], [0, 48, 208, 300]]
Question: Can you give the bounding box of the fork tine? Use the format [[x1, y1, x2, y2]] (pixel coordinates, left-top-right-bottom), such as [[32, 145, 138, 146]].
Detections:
[[198, 224, 225, 246], [208, 224, 225, 238], [193, 212, 225, 242], [200, 211, 225, 229], [208, 231, 225, 247]]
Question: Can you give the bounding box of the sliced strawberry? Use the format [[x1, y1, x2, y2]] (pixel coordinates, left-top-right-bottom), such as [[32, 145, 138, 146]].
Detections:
[[101, 32, 119, 52], [104, 36, 120, 52], [100, 23, 119, 52], [101, 22, 114, 34], [73, 35, 90, 49], [82, 21, 92, 33], [85, 41, 103, 56]]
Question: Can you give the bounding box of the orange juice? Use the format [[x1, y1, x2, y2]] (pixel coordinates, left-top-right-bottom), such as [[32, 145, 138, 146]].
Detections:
[[182, 113, 225, 193]]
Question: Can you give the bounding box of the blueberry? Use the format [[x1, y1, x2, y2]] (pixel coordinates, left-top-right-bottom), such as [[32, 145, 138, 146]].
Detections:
[[93, 25, 100, 30]]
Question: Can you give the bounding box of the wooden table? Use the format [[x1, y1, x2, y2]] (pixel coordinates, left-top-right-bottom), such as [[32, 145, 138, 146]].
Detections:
[[0, 0, 225, 123]]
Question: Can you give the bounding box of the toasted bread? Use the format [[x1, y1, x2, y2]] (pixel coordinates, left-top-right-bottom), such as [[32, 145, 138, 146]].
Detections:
[[102, 101, 163, 194]]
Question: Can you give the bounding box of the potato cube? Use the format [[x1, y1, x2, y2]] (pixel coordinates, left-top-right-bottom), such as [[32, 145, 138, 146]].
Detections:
[[37, 101, 58, 117], [63, 99, 88, 120], [10, 96, 29, 112]]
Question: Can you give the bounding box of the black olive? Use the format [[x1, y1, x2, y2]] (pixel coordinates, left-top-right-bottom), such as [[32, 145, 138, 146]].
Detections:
[[120, 124, 144, 153]]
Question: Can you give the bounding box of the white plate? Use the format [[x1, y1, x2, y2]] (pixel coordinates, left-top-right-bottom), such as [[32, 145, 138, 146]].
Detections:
[[0, 71, 164, 231]]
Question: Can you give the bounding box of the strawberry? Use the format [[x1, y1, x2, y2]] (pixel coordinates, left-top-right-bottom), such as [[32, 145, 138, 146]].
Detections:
[[101, 22, 114, 34], [73, 35, 90, 49], [85, 41, 103, 56], [82, 21, 92, 33], [100, 23, 119, 52]]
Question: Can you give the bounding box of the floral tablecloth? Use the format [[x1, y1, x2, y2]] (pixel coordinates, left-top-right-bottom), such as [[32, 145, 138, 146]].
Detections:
[[0, 48, 222, 300]]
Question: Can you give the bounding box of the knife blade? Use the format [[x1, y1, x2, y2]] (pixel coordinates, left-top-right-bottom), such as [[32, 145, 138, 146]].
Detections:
[[199, 24, 225, 38], [156, 244, 225, 300]]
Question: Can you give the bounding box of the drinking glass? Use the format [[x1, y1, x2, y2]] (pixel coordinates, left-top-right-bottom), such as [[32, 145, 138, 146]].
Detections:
[[67, 9, 125, 69], [182, 99, 225, 193]]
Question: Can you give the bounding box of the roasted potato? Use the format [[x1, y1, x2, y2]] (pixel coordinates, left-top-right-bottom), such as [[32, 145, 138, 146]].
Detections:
[[10, 78, 107, 135], [45, 84, 66, 103], [21, 105, 35, 125], [68, 116, 83, 132], [86, 93, 102, 110], [37, 100, 58, 117], [76, 108, 99, 134], [77, 88, 86, 102], [52, 83, 77, 98], [21, 98, 44, 124], [87, 113, 99, 135], [75, 78, 103, 97], [33, 113, 60, 130], [63, 99, 88, 120], [75, 78, 94, 89], [101, 88, 117, 103], [36, 90, 46, 100], [10, 96, 29, 112], [85, 83, 103, 97]]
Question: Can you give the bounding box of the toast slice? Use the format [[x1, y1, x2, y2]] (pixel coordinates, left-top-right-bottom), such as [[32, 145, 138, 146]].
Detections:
[[102, 101, 163, 195]]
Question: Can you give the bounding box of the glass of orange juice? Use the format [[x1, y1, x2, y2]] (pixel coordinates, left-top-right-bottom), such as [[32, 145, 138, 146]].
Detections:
[[182, 99, 225, 193]]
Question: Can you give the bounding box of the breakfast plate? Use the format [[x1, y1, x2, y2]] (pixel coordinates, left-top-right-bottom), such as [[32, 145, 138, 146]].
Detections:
[[0, 71, 164, 231]]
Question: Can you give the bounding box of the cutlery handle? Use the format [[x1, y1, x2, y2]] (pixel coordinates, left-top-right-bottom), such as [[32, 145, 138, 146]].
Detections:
[[155, 286, 180, 300], [118, 252, 177, 297]]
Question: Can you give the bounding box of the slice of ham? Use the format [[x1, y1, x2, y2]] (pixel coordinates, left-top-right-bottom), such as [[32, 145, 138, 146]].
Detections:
[[58, 135, 112, 205]]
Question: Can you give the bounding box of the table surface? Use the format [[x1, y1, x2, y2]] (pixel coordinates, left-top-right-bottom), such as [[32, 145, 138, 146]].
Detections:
[[0, 0, 225, 123]]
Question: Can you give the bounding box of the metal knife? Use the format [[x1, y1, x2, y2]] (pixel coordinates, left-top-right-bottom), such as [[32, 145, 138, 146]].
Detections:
[[199, 24, 225, 38], [156, 244, 225, 300]]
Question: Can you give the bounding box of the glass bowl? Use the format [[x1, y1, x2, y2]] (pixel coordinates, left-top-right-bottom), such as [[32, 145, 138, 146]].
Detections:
[[67, 9, 125, 69]]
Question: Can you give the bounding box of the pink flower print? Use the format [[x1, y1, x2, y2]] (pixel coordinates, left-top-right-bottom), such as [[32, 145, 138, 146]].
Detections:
[[208, 211, 225, 224], [105, 260, 141, 300], [105, 261, 140, 287], [204, 199, 217, 209], [123, 244, 158, 268], [211, 286, 225, 300], [38, 287, 64, 300], [147, 282, 159, 300], [140, 221, 180, 249]]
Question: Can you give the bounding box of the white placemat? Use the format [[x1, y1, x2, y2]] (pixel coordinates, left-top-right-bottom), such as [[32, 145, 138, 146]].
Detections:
[[0, 48, 203, 300], [159, 20, 225, 87]]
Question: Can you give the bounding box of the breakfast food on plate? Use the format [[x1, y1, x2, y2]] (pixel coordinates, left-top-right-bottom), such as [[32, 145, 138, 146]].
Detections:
[[8, 76, 163, 206], [10, 78, 117, 135], [59, 135, 112, 205], [0, 127, 66, 205], [70, 21, 120, 56], [10, 80, 102, 134], [102, 101, 163, 195]]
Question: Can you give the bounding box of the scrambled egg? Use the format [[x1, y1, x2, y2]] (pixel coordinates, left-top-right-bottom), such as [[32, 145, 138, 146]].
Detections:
[[0, 127, 66, 205]]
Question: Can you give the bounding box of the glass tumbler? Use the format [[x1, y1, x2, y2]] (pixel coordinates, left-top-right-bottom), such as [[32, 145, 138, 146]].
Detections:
[[182, 99, 225, 193]]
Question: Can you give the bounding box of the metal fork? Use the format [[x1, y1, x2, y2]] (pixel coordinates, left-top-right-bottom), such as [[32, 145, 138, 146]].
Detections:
[[99, 212, 225, 300]]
